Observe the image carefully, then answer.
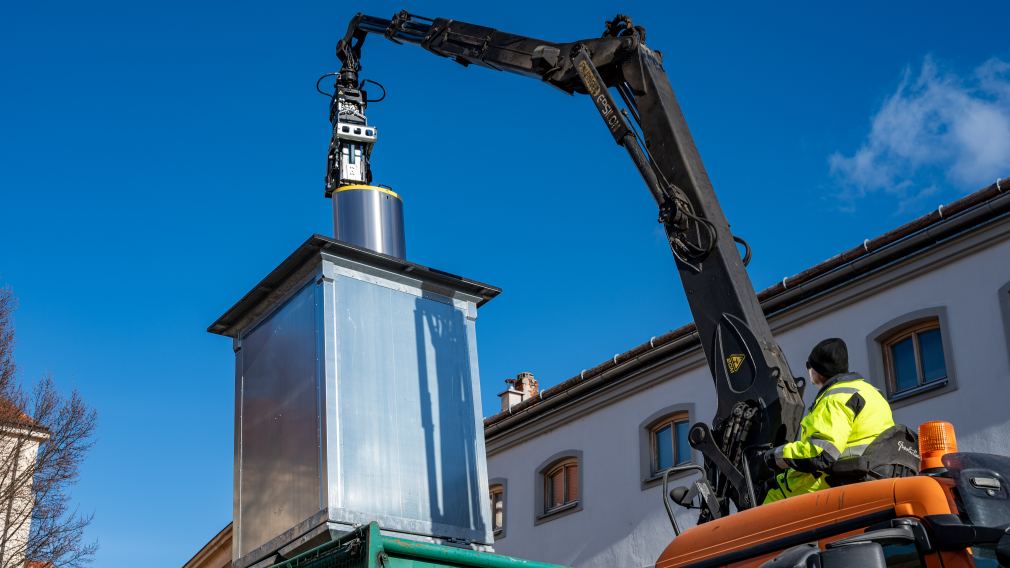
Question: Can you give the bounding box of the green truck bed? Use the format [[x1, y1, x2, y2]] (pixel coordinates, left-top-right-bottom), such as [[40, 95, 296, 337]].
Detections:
[[269, 523, 568, 568]]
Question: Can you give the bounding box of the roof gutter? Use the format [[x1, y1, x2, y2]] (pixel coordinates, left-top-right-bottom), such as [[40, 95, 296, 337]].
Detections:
[[484, 179, 1010, 437], [761, 183, 1010, 314]]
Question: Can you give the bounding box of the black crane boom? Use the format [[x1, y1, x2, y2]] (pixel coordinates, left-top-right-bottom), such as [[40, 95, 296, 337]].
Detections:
[[329, 10, 806, 520]]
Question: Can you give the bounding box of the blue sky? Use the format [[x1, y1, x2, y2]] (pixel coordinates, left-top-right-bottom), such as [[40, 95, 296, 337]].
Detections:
[[2, 1, 1008, 566]]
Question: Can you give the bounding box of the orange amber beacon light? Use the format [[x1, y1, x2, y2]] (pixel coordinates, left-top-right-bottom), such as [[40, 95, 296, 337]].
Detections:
[[918, 420, 958, 471]]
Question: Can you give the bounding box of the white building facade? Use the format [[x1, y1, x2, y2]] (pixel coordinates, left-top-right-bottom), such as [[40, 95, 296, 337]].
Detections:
[[483, 182, 1010, 568], [0, 408, 48, 568]]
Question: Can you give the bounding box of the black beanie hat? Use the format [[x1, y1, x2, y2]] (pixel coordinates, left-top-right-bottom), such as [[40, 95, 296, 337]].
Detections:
[[807, 338, 848, 379]]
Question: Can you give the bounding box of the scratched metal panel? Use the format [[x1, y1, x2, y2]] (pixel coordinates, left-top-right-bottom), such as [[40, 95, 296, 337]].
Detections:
[[327, 271, 492, 544], [237, 281, 322, 558], [233, 255, 494, 567]]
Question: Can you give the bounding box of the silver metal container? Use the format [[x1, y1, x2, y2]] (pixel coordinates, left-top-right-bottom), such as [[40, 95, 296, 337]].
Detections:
[[209, 235, 499, 568], [332, 184, 406, 259]]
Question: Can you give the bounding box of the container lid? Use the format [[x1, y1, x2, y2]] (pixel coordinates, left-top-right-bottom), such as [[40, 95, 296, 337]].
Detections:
[[208, 234, 500, 337]]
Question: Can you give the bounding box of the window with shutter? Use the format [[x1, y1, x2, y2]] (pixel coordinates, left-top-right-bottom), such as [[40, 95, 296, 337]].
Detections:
[[535, 452, 583, 523], [543, 458, 579, 514], [489, 483, 505, 537]]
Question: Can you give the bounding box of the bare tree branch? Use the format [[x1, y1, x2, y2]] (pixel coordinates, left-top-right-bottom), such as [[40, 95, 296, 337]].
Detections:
[[0, 287, 97, 568]]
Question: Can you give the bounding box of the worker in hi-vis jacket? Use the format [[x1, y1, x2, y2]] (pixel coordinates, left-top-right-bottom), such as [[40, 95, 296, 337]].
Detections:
[[761, 338, 895, 503]]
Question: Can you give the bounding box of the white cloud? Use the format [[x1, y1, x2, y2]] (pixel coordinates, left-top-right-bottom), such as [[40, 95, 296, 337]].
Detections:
[[830, 56, 1010, 212]]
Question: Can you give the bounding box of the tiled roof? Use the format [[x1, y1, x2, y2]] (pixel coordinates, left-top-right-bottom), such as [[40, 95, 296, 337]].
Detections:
[[0, 397, 41, 429], [484, 177, 1010, 433]]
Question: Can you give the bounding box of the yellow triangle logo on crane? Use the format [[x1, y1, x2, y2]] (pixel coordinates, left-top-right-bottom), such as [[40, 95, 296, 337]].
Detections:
[[726, 354, 746, 374]]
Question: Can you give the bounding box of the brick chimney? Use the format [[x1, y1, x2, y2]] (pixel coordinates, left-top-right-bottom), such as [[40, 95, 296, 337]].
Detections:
[[498, 372, 539, 411]]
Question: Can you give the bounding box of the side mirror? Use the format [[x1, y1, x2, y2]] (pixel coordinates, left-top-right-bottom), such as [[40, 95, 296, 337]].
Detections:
[[670, 486, 691, 506], [661, 464, 705, 536]]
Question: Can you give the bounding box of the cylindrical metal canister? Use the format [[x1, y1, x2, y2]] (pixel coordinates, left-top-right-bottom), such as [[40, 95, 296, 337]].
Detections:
[[332, 184, 406, 259]]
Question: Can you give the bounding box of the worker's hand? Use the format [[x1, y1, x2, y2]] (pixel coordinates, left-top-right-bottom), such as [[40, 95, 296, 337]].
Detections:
[[762, 448, 780, 471], [752, 447, 777, 482]]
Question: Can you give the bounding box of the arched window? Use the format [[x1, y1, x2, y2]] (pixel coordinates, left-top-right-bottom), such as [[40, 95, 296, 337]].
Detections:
[[488, 482, 505, 537], [544, 458, 579, 512], [534, 450, 583, 523], [639, 404, 695, 488], [649, 413, 691, 474], [868, 308, 956, 405], [881, 318, 947, 396]]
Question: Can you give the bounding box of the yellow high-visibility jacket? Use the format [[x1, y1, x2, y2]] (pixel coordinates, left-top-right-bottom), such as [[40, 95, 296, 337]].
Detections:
[[764, 373, 894, 503]]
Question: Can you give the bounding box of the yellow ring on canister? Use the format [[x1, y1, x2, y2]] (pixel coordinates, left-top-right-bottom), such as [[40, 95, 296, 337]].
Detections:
[[335, 184, 401, 200]]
